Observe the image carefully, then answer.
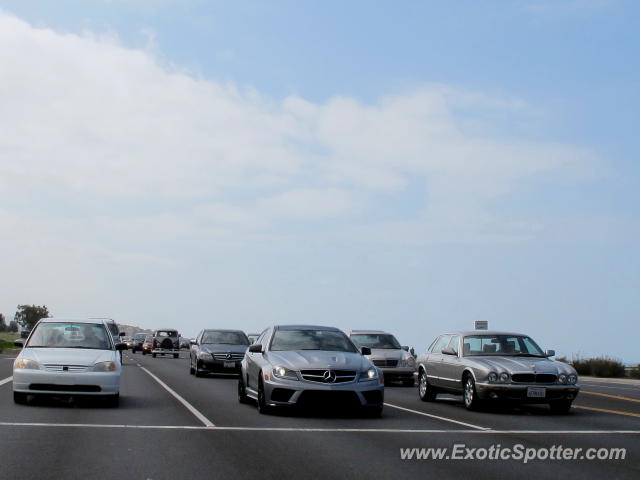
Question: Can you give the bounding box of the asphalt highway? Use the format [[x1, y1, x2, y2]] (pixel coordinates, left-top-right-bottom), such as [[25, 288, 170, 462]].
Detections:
[[1, 352, 638, 479]]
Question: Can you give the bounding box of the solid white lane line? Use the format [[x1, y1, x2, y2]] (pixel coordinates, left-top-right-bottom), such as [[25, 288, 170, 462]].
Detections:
[[0, 422, 638, 434], [138, 366, 215, 427], [384, 403, 490, 430], [0, 376, 12, 386]]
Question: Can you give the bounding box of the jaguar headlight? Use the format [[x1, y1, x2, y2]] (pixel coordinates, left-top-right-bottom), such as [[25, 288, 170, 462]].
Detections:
[[14, 358, 40, 370], [272, 366, 298, 380], [568, 374, 577, 384], [93, 361, 117, 372], [558, 374, 567, 384], [499, 372, 510, 383], [487, 372, 498, 383]]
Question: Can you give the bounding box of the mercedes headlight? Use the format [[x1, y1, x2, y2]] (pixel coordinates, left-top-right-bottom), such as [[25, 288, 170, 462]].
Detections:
[[14, 358, 40, 370], [93, 361, 117, 372], [359, 368, 378, 382], [272, 366, 298, 380], [487, 372, 498, 383], [568, 374, 577, 384], [198, 351, 211, 359]]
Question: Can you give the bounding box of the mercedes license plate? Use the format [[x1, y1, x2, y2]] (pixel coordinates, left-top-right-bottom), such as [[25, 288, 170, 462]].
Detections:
[[224, 361, 236, 368], [527, 387, 546, 398]]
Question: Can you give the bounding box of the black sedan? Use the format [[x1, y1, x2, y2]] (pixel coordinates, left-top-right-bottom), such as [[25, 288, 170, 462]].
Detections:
[[189, 329, 250, 377]]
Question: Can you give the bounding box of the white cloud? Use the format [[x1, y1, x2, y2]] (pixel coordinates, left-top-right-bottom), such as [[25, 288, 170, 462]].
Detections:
[[0, 9, 598, 249]]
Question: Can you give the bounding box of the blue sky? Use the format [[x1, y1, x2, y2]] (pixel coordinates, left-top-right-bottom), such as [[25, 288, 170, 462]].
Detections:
[[0, 1, 638, 362]]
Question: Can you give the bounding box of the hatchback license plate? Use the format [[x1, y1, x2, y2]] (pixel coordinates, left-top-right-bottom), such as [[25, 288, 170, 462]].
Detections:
[[224, 361, 236, 368], [527, 387, 546, 398]]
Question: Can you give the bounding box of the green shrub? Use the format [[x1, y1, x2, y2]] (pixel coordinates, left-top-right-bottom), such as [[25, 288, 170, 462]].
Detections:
[[629, 366, 640, 379], [569, 355, 626, 378]]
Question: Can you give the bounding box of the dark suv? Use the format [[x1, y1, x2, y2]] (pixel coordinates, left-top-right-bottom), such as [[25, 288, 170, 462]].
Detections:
[[151, 329, 181, 358], [130, 332, 148, 353]]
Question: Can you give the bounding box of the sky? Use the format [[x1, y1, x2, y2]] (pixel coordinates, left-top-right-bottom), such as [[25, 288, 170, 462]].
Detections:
[[0, 0, 638, 362]]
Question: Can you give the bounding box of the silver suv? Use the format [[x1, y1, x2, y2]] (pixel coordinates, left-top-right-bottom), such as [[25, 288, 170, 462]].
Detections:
[[238, 325, 385, 416], [349, 330, 416, 386]]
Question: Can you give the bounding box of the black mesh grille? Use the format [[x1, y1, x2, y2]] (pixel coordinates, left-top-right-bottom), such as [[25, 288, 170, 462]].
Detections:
[[512, 373, 558, 383], [271, 388, 296, 403], [362, 390, 383, 405], [297, 390, 361, 407], [372, 359, 398, 368]]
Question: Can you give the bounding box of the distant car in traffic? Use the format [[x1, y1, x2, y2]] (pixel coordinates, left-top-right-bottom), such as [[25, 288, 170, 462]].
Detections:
[[12, 317, 126, 406], [151, 329, 181, 358], [130, 332, 148, 353], [141, 335, 153, 355], [416, 331, 580, 413], [189, 329, 250, 377], [349, 330, 416, 386], [239, 325, 384, 416]]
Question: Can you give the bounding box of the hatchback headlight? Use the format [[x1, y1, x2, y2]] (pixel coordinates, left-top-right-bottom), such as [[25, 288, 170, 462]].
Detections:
[[272, 366, 298, 380], [359, 368, 378, 382], [93, 361, 117, 372], [14, 358, 40, 370], [568, 374, 577, 384]]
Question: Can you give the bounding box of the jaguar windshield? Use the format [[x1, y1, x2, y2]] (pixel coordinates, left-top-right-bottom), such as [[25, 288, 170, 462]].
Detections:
[[26, 322, 112, 350], [462, 335, 545, 357], [270, 329, 358, 352]]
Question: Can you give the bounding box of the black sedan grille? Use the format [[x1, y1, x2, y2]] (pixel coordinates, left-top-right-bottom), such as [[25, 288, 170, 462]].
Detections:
[[372, 359, 398, 368], [212, 352, 245, 360], [511, 373, 558, 383], [300, 369, 357, 383]]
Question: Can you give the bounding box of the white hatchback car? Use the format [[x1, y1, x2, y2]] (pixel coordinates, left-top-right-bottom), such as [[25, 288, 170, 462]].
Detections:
[[13, 318, 125, 406]]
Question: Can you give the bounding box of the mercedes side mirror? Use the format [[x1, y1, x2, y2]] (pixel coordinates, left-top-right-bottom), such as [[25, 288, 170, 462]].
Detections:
[[545, 349, 555, 357], [361, 347, 372, 356], [249, 344, 263, 353]]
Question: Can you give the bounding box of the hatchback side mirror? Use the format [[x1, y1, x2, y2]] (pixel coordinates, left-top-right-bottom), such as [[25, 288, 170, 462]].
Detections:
[[14, 339, 24, 348], [116, 343, 127, 351], [361, 347, 372, 356], [249, 344, 263, 353]]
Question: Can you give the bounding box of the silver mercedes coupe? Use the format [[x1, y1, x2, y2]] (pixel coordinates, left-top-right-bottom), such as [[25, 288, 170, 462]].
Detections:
[[238, 325, 385, 416]]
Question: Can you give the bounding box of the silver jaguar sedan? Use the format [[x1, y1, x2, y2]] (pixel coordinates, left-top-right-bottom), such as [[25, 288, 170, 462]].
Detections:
[[416, 331, 580, 413], [13, 318, 126, 406], [238, 325, 385, 416]]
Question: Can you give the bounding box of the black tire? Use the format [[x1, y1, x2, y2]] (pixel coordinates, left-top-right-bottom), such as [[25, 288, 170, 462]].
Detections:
[[238, 376, 249, 404], [173, 354, 179, 359], [418, 369, 437, 401], [549, 400, 573, 414], [463, 375, 482, 411], [189, 357, 195, 375], [13, 392, 27, 404], [194, 360, 203, 377], [152, 353, 156, 358], [257, 376, 272, 414]]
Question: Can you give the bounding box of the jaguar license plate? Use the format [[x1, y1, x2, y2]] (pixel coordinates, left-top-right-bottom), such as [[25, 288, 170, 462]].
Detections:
[[224, 361, 236, 368], [527, 387, 546, 398]]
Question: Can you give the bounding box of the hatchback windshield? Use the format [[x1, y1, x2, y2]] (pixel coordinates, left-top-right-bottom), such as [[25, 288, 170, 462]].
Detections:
[[271, 329, 358, 352], [27, 322, 111, 350], [201, 331, 249, 345], [351, 333, 401, 349], [462, 335, 545, 357]]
